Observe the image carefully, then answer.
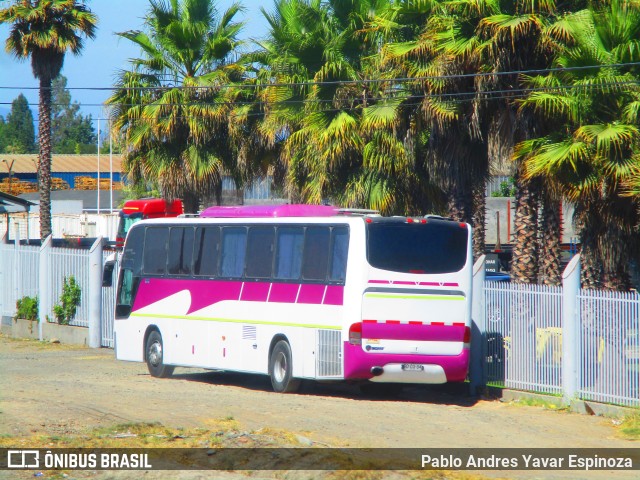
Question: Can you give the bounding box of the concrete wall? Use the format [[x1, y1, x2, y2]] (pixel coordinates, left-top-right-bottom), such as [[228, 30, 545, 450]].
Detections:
[[485, 197, 577, 245], [10, 318, 88, 345]]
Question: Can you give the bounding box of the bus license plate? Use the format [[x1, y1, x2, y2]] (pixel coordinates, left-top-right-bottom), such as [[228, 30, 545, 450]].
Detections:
[[402, 364, 424, 371]]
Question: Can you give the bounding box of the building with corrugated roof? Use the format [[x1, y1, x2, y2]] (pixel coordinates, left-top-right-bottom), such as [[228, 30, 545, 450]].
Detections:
[[0, 154, 122, 190]]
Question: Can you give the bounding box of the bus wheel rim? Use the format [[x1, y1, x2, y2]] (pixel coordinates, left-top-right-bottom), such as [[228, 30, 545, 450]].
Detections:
[[149, 341, 162, 367], [274, 352, 287, 383]]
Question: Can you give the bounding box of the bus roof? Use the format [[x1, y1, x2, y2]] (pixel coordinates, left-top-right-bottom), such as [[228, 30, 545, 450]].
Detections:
[[200, 204, 338, 218]]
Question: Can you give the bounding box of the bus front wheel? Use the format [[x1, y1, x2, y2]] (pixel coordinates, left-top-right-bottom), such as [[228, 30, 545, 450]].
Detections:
[[145, 331, 174, 378], [269, 340, 301, 393]]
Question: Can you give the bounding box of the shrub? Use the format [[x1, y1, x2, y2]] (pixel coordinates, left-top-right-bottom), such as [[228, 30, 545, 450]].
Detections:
[[53, 276, 82, 325], [15, 296, 38, 321], [491, 178, 517, 197]]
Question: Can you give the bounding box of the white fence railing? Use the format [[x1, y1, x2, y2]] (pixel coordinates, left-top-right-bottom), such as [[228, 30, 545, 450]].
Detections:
[[485, 283, 563, 395], [0, 242, 40, 318], [101, 251, 119, 348], [0, 213, 120, 242], [476, 255, 640, 408], [577, 290, 640, 407], [0, 235, 107, 347], [47, 245, 92, 327]]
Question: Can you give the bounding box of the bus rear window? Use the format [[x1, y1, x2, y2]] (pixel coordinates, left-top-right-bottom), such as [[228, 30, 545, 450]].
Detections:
[[367, 221, 468, 274]]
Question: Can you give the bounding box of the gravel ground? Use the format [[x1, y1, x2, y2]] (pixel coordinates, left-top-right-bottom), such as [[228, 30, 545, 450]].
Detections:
[[0, 336, 637, 480]]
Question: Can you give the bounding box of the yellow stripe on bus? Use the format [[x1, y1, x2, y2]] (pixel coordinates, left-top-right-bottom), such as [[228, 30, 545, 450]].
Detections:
[[130, 313, 341, 330]]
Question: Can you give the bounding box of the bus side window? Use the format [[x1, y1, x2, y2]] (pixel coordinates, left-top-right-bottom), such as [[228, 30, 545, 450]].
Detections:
[[245, 227, 275, 278], [194, 226, 220, 277], [329, 227, 349, 283], [168, 227, 194, 275], [302, 227, 330, 281], [143, 227, 169, 275], [275, 227, 304, 280], [220, 227, 247, 278]]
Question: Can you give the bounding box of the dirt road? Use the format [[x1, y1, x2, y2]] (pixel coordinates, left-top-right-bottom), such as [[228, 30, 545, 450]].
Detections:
[[0, 336, 637, 479]]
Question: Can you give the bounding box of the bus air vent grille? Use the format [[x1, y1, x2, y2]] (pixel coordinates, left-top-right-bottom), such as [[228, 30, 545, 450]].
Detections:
[[242, 325, 257, 340], [317, 329, 342, 377]]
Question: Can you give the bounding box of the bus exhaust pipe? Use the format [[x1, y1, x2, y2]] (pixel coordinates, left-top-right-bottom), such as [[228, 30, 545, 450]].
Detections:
[[370, 366, 384, 376]]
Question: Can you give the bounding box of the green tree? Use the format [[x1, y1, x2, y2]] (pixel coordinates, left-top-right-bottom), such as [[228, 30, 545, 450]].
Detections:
[[250, 0, 441, 214], [107, 0, 245, 213], [51, 75, 96, 154], [0, 0, 97, 240], [517, 0, 640, 290], [0, 115, 6, 152], [3, 93, 36, 153]]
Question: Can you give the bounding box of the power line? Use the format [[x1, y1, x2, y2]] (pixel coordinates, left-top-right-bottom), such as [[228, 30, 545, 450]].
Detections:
[[3, 78, 639, 113], [1, 61, 640, 92]]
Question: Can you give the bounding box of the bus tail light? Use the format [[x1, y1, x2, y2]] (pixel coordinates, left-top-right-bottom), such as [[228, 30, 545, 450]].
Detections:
[[349, 323, 362, 345], [463, 326, 471, 343]]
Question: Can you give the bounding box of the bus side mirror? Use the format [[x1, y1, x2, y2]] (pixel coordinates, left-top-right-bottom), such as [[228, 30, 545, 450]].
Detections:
[[103, 260, 115, 287]]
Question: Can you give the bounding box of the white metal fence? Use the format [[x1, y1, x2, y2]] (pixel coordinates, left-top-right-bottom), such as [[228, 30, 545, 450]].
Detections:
[[577, 289, 640, 407], [0, 236, 104, 346], [0, 242, 40, 319], [101, 251, 119, 348], [47, 245, 92, 327], [479, 257, 640, 408], [0, 213, 120, 242], [485, 282, 563, 395]]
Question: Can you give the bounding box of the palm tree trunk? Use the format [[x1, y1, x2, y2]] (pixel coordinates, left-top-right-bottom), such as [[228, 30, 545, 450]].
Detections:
[[600, 224, 631, 291], [579, 227, 602, 290], [38, 77, 53, 241], [538, 191, 562, 286], [448, 182, 472, 224], [472, 183, 486, 261], [182, 191, 199, 214], [510, 174, 539, 284]]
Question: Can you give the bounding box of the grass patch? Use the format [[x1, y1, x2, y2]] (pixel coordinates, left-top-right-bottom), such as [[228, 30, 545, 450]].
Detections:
[[506, 396, 568, 412], [617, 413, 640, 440]]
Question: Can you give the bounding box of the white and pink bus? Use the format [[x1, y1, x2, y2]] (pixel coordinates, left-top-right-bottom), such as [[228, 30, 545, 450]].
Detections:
[[111, 204, 472, 393]]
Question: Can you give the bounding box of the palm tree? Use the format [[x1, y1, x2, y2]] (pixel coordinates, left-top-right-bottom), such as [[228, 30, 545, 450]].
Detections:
[[516, 0, 640, 290], [249, 0, 440, 214], [0, 0, 97, 240], [107, 0, 244, 213]]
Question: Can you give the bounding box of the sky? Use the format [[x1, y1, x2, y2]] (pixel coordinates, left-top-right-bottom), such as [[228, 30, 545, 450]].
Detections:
[[0, 0, 270, 125]]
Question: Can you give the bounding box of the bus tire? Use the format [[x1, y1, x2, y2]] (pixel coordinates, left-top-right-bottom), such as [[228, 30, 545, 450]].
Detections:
[[269, 340, 300, 393], [145, 331, 174, 378]]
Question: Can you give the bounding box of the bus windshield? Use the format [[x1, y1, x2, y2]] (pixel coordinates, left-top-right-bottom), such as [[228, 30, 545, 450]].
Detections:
[[366, 220, 468, 274]]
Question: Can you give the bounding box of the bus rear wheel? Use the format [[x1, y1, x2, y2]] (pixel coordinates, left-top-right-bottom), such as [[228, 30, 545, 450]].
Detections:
[[145, 331, 174, 378], [269, 340, 301, 393]]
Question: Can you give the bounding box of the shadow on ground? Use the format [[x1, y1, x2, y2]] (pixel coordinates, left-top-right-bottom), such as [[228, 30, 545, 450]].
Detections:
[[164, 369, 478, 407]]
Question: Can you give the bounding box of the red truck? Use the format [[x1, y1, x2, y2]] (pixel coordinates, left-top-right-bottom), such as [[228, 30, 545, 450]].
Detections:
[[116, 198, 183, 247]]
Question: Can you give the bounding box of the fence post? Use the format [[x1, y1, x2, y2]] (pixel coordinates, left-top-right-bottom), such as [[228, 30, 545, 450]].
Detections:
[[561, 254, 581, 404], [469, 255, 487, 395], [88, 237, 104, 348], [38, 235, 52, 341], [13, 224, 20, 317]]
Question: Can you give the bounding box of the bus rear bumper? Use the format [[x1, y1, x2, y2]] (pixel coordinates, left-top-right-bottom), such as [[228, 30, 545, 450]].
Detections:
[[343, 343, 469, 383]]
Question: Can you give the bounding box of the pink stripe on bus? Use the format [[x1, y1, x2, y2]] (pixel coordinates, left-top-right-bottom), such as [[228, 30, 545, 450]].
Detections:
[[240, 282, 270, 302], [323, 285, 344, 305], [268, 283, 299, 303], [297, 284, 325, 304], [132, 278, 345, 313]]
